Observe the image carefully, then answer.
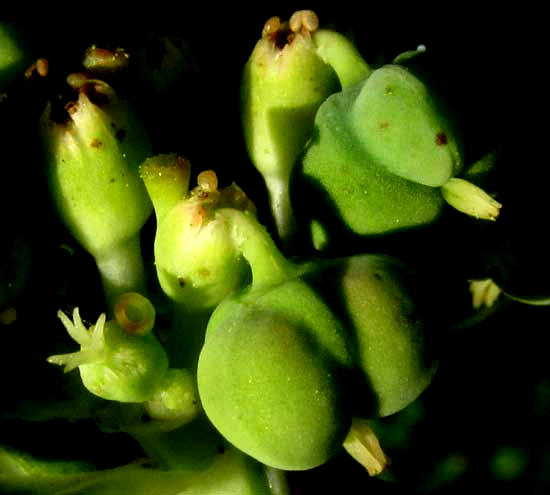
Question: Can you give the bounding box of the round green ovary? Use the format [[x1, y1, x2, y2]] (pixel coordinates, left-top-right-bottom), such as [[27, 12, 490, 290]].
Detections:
[[339, 254, 438, 417], [155, 205, 249, 310], [198, 277, 355, 471], [198, 308, 349, 471]]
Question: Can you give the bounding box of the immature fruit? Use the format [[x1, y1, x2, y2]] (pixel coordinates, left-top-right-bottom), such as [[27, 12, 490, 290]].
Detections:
[[350, 64, 462, 186], [291, 63, 465, 250], [292, 82, 445, 245], [316, 254, 439, 417], [198, 278, 354, 470]]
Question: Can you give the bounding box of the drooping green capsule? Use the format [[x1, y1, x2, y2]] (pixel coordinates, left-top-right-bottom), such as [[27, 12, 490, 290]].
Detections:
[[292, 58, 501, 251], [241, 10, 369, 245]]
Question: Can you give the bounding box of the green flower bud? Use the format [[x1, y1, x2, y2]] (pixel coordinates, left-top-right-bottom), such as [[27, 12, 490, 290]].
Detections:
[[144, 368, 201, 428], [140, 157, 255, 312], [41, 76, 153, 307], [47, 293, 168, 403], [241, 10, 369, 245]]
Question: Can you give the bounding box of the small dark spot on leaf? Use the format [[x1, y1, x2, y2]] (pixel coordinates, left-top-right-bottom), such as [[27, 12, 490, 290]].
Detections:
[[90, 138, 103, 148], [217, 445, 225, 454], [373, 272, 383, 281], [436, 132, 448, 146], [380, 121, 389, 129], [115, 128, 126, 142], [110, 178, 116, 183], [178, 277, 186, 288]]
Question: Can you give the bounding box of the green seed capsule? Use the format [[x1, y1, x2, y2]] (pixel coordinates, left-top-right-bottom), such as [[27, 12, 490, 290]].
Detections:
[[317, 254, 439, 417], [349, 64, 463, 187], [198, 278, 354, 471], [292, 83, 445, 244]]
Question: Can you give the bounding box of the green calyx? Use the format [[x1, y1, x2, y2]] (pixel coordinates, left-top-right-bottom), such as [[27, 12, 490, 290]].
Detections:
[[241, 10, 369, 244], [47, 293, 168, 403]]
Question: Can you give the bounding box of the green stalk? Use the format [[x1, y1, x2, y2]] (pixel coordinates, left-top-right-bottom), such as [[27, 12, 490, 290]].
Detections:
[[220, 208, 303, 289], [95, 235, 147, 313]]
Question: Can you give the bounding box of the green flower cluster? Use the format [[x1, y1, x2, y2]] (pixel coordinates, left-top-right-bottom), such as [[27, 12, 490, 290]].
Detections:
[[0, 10, 545, 495]]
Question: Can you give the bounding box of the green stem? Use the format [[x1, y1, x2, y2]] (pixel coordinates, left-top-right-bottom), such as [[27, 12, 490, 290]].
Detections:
[[94, 235, 147, 312], [264, 174, 298, 251], [312, 29, 371, 88], [130, 414, 225, 470], [220, 208, 301, 289]]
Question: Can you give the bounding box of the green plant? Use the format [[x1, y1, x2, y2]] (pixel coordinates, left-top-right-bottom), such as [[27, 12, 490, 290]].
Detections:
[[0, 11, 545, 495]]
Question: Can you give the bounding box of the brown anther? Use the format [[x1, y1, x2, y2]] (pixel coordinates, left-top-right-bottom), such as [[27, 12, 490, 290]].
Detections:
[[36, 58, 49, 77], [197, 170, 219, 193], [289, 10, 319, 35], [262, 16, 281, 38], [65, 101, 79, 115], [66, 72, 91, 90], [24, 58, 49, 79], [83, 46, 130, 72]]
